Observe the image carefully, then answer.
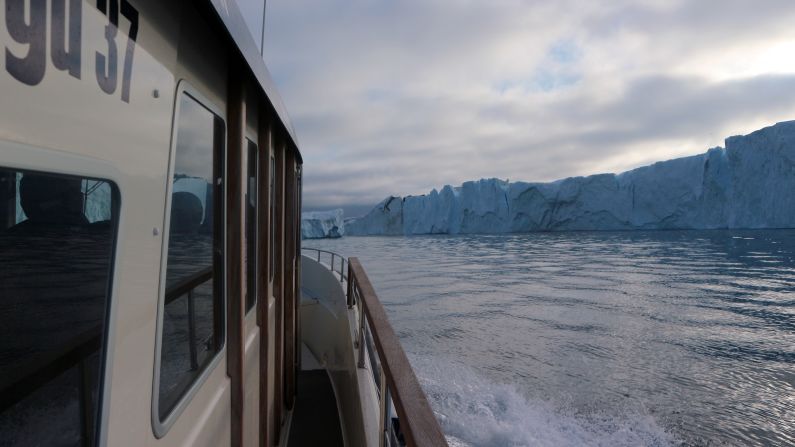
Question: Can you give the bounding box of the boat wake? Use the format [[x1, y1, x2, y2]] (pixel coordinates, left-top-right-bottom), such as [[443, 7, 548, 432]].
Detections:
[[412, 356, 676, 447]]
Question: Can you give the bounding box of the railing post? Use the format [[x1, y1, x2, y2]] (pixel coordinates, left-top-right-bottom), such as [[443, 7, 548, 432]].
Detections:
[[346, 263, 354, 308], [340, 258, 345, 283], [358, 311, 366, 369], [78, 358, 94, 447], [379, 368, 389, 447], [187, 290, 198, 371]]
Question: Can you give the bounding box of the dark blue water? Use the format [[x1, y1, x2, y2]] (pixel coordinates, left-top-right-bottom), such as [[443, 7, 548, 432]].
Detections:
[[308, 230, 795, 446]]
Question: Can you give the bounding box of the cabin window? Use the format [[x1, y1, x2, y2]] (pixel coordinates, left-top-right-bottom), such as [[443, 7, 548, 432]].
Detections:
[[296, 168, 302, 258], [269, 155, 275, 283], [0, 168, 118, 447], [245, 139, 258, 313], [157, 92, 225, 421]]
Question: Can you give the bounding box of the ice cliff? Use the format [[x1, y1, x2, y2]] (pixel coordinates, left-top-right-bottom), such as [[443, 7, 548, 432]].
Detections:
[[15, 176, 113, 224], [302, 209, 345, 239], [347, 121, 795, 235]]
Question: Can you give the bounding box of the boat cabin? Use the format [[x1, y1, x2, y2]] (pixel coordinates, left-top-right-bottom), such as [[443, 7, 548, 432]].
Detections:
[[0, 1, 446, 446]]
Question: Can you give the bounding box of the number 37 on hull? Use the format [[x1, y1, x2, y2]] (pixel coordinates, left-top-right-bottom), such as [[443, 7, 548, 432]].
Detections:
[[4, 0, 138, 103]]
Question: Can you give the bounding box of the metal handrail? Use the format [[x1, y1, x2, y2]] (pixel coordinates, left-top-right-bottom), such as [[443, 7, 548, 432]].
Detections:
[[347, 257, 448, 447], [0, 268, 214, 447], [165, 266, 213, 371], [165, 266, 213, 304], [299, 250, 447, 445], [0, 325, 101, 447], [301, 247, 347, 283]]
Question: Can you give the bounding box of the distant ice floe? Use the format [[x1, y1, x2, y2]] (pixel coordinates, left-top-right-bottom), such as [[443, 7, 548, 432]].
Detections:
[[347, 121, 795, 235], [301, 208, 345, 239]]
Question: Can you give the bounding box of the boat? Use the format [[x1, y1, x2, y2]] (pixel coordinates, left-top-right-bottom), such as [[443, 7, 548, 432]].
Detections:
[[0, 1, 447, 446]]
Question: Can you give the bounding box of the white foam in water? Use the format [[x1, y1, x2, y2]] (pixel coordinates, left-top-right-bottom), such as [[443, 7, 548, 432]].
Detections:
[[412, 356, 676, 447]]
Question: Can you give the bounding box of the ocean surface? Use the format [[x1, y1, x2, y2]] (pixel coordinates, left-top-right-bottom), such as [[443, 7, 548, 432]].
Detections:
[[306, 230, 795, 447]]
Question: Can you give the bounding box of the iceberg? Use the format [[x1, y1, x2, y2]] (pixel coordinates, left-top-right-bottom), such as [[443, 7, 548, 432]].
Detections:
[[302, 209, 345, 239], [14, 175, 115, 224], [346, 121, 795, 235]]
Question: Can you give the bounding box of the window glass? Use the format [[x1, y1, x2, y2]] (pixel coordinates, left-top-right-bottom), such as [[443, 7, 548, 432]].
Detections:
[[0, 168, 118, 447], [158, 93, 225, 420], [13, 174, 112, 225], [245, 139, 258, 313], [269, 155, 275, 283], [296, 169, 302, 258]]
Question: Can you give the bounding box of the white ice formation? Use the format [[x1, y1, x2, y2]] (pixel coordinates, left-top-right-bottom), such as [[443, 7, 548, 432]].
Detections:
[[15, 175, 114, 224], [347, 121, 795, 235], [301, 209, 345, 239]]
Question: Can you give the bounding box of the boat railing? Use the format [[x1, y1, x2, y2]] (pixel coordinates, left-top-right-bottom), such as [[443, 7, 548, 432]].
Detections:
[[347, 257, 448, 447], [0, 326, 101, 447], [301, 247, 347, 283], [164, 266, 214, 371], [0, 267, 215, 447]]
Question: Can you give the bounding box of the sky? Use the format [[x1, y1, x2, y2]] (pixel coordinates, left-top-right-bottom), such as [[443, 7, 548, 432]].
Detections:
[[263, 0, 795, 215]]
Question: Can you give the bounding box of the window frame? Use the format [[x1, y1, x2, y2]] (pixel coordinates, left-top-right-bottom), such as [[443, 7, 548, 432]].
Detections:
[[151, 81, 227, 437], [269, 152, 276, 284], [244, 137, 258, 314]]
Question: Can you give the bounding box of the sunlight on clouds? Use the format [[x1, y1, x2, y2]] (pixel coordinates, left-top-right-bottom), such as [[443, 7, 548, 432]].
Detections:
[[264, 0, 795, 210], [722, 40, 795, 80], [588, 139, 718, 178]]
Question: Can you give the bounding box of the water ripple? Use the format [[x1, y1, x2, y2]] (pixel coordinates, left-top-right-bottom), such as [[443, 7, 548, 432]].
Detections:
[[310, 229, 795, 445]]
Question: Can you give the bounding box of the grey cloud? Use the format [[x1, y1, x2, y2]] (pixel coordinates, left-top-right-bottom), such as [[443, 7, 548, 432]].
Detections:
[[265, 0, 795, 211]]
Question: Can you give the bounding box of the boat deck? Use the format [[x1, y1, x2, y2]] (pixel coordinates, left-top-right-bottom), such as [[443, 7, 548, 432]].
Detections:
[[287, 370, 344, 447]]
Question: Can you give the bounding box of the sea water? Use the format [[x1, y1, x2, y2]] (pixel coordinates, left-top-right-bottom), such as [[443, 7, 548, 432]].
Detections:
[[307, 230, 795, 446]]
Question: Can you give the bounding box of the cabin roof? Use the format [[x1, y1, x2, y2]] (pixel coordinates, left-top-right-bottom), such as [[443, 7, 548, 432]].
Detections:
[[204, 0, 301, 158]]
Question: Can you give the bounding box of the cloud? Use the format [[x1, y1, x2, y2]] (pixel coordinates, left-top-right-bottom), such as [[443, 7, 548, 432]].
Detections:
[[264, 0, 795, 211]]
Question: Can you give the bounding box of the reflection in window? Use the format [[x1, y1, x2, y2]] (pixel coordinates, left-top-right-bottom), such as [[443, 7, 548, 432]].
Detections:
[[246, 139, 258, 313], [270, 155, 275, 283], [158, 93, 225, 420], [0, 168, 118, 446], [297, 169, 302, 259]]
